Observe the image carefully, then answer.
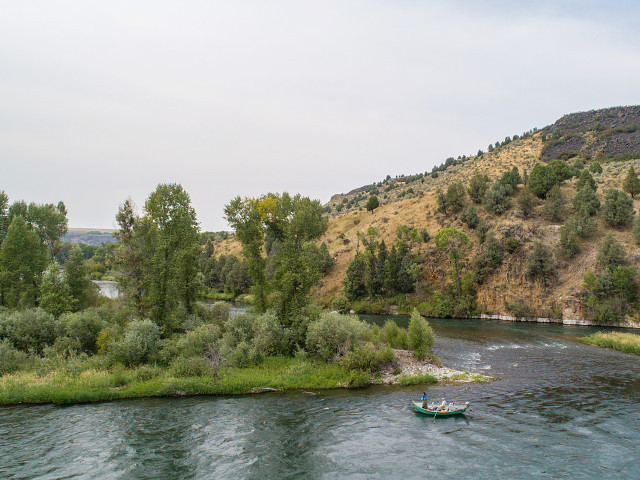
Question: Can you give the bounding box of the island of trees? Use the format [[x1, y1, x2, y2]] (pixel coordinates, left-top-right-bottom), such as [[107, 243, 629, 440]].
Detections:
[[0, 185, 443, 405]]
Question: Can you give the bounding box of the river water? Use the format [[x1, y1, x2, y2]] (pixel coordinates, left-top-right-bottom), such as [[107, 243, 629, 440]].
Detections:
[[1, 317, 639, 479]]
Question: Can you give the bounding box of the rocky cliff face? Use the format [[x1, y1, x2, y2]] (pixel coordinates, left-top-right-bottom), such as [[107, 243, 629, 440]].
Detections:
[[542, 105, 640, 161]]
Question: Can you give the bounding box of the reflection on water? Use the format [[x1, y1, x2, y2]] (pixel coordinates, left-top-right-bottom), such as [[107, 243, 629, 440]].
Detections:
[[93, 280, 120, 299], [2, 318, 640, 479]]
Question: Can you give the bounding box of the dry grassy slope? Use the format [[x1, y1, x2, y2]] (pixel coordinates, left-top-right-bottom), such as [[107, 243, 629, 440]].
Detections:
[[213, 132, 640, 322], [320, 134, 640, 322]]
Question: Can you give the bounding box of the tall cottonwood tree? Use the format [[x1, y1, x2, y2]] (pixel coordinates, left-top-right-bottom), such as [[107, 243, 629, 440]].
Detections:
[[0, 190, 9, 244], [225, 193, 328, 337], [143, 184, 200, 331], [115, 185, 200, 332], [7, 200, 68, 256], [65, 245, 91, 311], [115, 199, 146, 315], [0, 216, 48, 308]]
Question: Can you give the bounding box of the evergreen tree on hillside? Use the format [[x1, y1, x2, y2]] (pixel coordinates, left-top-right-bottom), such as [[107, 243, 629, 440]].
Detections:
[[366, 195, 380, 213], [576, 170, 597, 192], [623, 167, 640, 198], [525, 241, 556, 285], [467, 174, 491, 204], [572, 186, 600, 216], [602, 189, 634, 229], [542, 185, 567, 222]]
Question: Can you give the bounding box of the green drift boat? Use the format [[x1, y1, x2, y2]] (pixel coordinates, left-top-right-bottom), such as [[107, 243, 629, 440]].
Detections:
[[412, 401, 469, 416]]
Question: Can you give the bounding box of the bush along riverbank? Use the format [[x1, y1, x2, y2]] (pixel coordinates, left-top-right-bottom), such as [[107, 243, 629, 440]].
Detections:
[[580, 331, 640, 355], [0, 304, 490, 405]]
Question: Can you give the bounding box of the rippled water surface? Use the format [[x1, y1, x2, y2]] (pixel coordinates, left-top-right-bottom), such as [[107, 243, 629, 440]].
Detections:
[[2, 318, 640, 479]]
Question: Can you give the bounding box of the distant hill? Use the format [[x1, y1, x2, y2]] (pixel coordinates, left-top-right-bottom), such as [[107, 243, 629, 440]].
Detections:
[[62, 228, 117, 246]]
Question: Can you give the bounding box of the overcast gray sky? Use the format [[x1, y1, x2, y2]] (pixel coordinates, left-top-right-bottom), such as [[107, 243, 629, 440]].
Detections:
[[2, 1, 639, 231]]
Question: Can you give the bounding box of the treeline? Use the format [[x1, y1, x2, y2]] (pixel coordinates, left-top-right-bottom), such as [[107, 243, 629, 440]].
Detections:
[[0, 191, 96, 312], [1, 185, 437, 390], [343, 226, 424, 300]]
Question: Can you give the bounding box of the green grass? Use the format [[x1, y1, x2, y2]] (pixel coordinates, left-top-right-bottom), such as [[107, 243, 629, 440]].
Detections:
[[580, 331, 640, 355], [395, 373, 438, 386], [0, 357, 355, 405]]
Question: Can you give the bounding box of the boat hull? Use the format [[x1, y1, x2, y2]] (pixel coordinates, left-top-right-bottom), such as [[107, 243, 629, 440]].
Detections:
[[412, 401, 468, 416]]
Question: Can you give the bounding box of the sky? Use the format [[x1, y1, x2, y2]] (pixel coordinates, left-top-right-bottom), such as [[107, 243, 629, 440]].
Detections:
[[2, 1, 639, 231]]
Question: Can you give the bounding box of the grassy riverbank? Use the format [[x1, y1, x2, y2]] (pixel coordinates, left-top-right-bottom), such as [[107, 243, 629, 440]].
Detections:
[[0, 356, 446, 405], [580, 331, 640, 355]]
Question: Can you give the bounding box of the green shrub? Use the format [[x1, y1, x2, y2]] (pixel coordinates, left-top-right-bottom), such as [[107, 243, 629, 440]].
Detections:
[[330, 295, 351, 313], [602, 189, 634, 229], [383, 320, 399, 345], [572, 186, 600, 215], [221, 313, 255, 348], [169, 356, 213, 377], [0, 308, 61, 354], [576, 170, 597, 192], [408, 309, 435, 359], [528, 163, 559, 198], [542, 185, 567, 222], [252, 311, 290, 356], [483, 183, 511, 215], [517, 187, 536, 218], [225, 340, 262, 368], [305, 312, 367, 361], [505, 300, 535, 319], [504, 237, 521, 254], [460, 205, 480, 229], [209, 302, 231, 326], [498, 167, 522, 194], [558, 222, 580, 259], [177, 323, 222, 358], [341, 344, 393, 372], [467, 174, 491, 204], [589, 161, 603, 174], [623, 167, 640, 198], [347, 369, 371, 387], [0, 339, 28, 374], [51, 336, 82, 356], [445, 182, 467, 214], [633, 216, 640, 244], [110, 319, 161, 366], [62, 310, 106, 353], [397, 373, 437, 386], [526, 241, 556, 285], [471, 233, 503, 284], [597, 234, 627, 270], [132, 364, 163, 381]]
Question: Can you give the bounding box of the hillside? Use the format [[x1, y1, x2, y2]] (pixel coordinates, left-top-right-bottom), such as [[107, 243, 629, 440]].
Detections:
[[216, 106, 640, 327], [62, 228, 117, 246]]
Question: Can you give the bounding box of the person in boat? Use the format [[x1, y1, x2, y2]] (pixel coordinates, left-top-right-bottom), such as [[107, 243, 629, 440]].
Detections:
[[438, 398, 448, 412], [421, 392, 428, 408]]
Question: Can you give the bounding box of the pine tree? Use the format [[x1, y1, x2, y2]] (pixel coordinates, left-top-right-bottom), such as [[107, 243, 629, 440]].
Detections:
[[623, 166, 640, 198]]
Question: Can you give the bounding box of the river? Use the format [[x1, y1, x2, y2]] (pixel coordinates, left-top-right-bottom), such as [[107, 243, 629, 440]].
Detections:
[[1, 317, 639, 479]]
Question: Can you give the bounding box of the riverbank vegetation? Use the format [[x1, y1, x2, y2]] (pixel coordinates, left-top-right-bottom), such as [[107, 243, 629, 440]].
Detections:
[[0, 303, 445, 405], [0, 186, 455, 405], [580, 331, 640, 355]]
